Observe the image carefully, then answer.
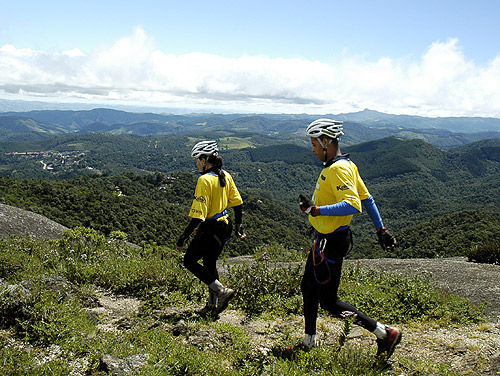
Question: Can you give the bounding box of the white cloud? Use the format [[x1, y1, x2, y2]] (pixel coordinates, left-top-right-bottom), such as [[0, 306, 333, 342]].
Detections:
[[1, 28, 499, 117], [62, 48, 85, 57]]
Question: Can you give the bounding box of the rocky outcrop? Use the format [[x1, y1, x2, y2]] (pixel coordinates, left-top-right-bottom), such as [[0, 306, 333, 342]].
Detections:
[[0, 203, 67, 240], [99, 354, 149, 376]]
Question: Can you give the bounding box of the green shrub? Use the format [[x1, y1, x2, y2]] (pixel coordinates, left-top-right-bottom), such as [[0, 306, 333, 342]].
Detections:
[[0, 240, 27, 279], [225, 260, 304, 317], [253, 243, 307, 262], [467, 239, 500, 265], [224, 258, 484, 325], [0, 237, 49, 281], [57, 226, 107, 260], [109, 230, 128, 241], [269, 342, 384, 376]]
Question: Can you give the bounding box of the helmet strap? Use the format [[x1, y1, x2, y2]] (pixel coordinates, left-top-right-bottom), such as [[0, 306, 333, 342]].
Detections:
[[197, 157, 207, 173], [317, 137, 332, 162]]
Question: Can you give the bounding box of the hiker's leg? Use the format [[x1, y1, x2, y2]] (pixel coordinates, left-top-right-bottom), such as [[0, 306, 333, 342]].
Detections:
[[184, 231, 219, 285], [318, 230, 378, 332], [301, 252, 320, 335]]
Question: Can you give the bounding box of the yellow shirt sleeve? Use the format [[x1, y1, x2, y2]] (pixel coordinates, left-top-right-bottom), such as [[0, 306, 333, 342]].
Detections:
[[226, 173, 243, 207], [355, 167, 371, 201], [328, 164, 362, 212], [189, 176, 210, 220]]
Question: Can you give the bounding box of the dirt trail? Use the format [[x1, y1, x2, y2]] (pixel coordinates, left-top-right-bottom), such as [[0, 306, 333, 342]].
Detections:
[[76, 257, 500, 375], [221, 256, 500, 321], [217, 256, 500, 374]]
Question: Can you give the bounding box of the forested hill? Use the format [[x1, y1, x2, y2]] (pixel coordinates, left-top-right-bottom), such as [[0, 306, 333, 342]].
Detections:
[[0, 173, 309, 256], [1, 135, 498, 216], [0, 135, 498, 258]]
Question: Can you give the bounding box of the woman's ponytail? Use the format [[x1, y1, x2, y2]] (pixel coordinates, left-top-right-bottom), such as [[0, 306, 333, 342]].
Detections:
[[207, 154, 226, 187]]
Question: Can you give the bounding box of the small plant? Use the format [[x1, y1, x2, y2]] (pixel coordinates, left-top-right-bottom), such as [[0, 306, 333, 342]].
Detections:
[[337, 311, 357, 350], [109, 230, 128, 242], [57, 226, 107, 260], [340, 264, 485, 325]]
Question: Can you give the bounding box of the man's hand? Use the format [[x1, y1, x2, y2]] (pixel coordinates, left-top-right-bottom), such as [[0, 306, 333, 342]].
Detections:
[[235, 224, 246, 239], [377, 227, 396, 250], [176, 234, 187, 250], [299, 194, 319, 216]]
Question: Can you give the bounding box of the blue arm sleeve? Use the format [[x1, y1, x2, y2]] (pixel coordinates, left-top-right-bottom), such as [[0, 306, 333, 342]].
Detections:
[[319, 201, 360, 216], [361, 196, 384, 229]]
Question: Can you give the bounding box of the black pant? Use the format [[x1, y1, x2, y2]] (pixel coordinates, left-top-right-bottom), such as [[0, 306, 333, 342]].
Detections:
[[301, 228, 377, 335], [184, 219, 232, 285]]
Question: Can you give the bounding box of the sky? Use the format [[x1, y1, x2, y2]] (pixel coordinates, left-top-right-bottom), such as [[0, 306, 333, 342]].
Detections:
[[1, 0, 499, 117]]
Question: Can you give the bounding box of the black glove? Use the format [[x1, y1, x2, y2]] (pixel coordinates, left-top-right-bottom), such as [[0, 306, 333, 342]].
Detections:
[[235, 224, 246, 239], [299, 194, 316, 215], [377, 227, 396, 250], [176, 234, 188, 249]]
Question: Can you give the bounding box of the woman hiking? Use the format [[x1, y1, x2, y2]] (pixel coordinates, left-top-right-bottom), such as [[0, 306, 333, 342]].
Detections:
[[176, 140, 246, 316], [298, 119, 401, 359]]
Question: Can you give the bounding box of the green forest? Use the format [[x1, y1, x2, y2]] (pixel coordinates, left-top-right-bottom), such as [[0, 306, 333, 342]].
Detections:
[[0, 133, 498, 259]]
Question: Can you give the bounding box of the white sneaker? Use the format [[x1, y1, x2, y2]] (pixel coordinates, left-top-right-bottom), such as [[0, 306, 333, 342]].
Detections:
[[304, 334, 316, 349], [215, 287, 234, 314]]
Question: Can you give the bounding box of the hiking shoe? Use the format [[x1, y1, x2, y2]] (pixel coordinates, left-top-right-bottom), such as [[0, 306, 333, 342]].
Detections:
[[376, 326, 402, 359], [215, 287, 234, 314], [208, 289, 218, 307]]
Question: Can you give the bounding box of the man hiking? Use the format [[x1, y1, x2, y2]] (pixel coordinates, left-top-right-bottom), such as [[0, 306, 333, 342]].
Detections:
[[176, 140, 246, 316], [299, 118, 401, 359]]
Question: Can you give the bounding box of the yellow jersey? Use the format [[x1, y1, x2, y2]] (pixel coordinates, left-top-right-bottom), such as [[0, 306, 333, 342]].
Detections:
[[309, 158, 370, 234], [189, 171, 243, 223]]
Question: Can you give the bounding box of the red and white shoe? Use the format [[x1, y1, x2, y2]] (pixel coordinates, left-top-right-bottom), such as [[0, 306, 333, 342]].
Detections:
[[376, 326, 402, 359]]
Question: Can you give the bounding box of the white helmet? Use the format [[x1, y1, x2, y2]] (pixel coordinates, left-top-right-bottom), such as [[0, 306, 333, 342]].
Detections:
[[191, 140, 219, 159], [306, 118, 344, 140]]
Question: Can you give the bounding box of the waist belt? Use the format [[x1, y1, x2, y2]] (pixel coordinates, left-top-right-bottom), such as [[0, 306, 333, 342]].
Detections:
[[206, 209, 227, 221]]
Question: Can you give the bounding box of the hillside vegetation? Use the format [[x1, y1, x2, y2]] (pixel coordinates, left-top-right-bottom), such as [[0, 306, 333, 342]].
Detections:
[[2, 230, 495, 375], [350, 210, 500, 259]]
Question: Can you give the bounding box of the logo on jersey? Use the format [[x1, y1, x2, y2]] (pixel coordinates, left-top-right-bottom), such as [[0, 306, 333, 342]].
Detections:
[[195, 196, 207, 203], [336, 184, 351, 191]]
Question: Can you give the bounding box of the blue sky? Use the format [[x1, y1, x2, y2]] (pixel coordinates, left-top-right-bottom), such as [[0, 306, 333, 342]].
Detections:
[[1, 0, 499, 116]]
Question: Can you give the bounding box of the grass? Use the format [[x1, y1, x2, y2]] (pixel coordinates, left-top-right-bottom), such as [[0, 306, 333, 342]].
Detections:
[[218, 137, 255, 150], [0, 228, 488, 375]]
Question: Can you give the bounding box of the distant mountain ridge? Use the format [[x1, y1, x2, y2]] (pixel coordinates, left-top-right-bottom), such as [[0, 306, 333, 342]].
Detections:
[[1, 108, 499, 148], [2, 106, 499, 131], [334, 108, 500, 133]]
